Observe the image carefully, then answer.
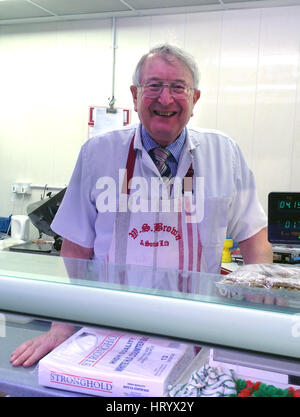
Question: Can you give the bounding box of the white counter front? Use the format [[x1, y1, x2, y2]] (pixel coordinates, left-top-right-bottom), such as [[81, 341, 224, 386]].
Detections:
[[0, 251, 299, 360]]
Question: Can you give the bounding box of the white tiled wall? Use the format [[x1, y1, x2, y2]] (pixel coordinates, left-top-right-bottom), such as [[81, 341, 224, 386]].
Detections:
[[0, 5, 300, 227], [252, 7, 300, 199], [185, 11, 223, 130]]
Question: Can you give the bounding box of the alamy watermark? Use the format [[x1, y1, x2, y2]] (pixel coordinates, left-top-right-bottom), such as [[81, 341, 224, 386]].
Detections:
[[95, 170, 204, 223]]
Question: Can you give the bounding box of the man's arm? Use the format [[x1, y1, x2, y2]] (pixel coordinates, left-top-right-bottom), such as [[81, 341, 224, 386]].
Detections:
[[239, 227, 273, 264], [10, 239, 93, 367], [60, 238, 94, 259]]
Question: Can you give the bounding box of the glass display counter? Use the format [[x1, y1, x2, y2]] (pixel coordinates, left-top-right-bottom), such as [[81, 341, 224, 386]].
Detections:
[[0, 251, 299, 396]]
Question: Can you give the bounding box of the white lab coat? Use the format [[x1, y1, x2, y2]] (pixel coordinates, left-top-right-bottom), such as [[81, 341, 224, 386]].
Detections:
[[51, 123, 267, 274]]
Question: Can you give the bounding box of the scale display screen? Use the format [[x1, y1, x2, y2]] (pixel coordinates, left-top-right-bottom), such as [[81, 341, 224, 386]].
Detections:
[[268, 192, 300, 244]]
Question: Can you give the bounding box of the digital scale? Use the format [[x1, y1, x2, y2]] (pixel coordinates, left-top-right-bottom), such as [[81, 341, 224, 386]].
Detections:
[[268, 192, 300, 264]]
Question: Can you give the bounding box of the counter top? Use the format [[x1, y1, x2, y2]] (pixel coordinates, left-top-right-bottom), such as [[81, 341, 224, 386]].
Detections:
[[0, 237, 25, 251]]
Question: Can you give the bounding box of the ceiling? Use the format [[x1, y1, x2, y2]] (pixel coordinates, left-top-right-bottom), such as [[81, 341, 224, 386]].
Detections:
[[0, 0, 300, 25]]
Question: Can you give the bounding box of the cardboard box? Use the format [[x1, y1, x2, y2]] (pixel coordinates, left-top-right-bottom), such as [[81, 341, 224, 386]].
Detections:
[[38, 327, 195, 397]]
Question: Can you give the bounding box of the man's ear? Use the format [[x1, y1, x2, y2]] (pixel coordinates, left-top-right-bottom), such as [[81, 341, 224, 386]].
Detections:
[[191, 89, 201, 117], [130, 85, 138, 112], [193, 89, 201, 105]]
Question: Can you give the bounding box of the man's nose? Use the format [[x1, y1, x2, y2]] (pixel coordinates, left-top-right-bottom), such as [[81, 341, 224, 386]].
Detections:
[[157, 85, 174, 105]]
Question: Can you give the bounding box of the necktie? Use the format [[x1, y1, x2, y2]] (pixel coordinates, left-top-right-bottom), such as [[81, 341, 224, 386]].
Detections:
[[149, 147, 172, 181]]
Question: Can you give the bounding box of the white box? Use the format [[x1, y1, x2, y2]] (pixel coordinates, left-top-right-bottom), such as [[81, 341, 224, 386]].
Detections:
[[38, 327, 195, 397]]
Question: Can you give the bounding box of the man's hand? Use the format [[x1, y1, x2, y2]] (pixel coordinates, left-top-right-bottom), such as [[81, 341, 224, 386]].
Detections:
[[60, 238, 94, 259], [10, 323, 74, 367], [10, 238, 93, 368]]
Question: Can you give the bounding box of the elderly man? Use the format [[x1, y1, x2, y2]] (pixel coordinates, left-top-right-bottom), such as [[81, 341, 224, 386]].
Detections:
[[10, 44, 272, 367]]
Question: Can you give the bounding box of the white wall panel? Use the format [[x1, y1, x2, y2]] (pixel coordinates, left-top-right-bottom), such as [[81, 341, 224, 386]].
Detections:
[[0, 20, 112, 220], [252, 6, 300, 209], [290, 63, 300, 191], [216, 9, 261, 166], [185, 11, 223, 130], [53, 20, 111, 185], [0, 24, 60, 217], [150, 14, 186, 48]]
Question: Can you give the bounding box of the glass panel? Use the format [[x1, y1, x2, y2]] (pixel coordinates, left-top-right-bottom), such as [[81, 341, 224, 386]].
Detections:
[[0, 251, 299, 315]]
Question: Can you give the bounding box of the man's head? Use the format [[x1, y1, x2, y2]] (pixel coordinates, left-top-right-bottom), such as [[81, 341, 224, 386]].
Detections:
[[130, 44, 201, 147]]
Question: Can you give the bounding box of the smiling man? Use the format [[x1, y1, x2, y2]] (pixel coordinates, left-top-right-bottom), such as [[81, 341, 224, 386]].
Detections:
[[130, 50, 200, 146], [10, 44, 272, 368]]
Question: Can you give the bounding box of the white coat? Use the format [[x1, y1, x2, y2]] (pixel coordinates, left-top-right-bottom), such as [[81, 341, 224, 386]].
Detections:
[[51, 123, 266, 274]]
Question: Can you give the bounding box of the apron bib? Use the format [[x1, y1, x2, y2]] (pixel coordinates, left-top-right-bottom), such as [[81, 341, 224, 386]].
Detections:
[[108, 136, 203, 275]]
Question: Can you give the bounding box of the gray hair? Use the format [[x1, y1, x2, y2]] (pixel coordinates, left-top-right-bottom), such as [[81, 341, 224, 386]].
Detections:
[[132, 44, 200, 89]]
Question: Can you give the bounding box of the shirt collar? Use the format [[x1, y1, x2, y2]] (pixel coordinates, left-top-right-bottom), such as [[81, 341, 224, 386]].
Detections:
[[141, 125, 186, 163]]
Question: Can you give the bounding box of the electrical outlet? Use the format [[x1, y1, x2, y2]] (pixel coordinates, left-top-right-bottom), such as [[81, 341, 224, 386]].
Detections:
[[12, 182, 31, 194], [12, 183, 20, 193], [20, 183, 31, 195]]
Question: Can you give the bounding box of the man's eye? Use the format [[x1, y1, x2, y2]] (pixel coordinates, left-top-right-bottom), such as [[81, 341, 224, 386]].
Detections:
[[148, 83, 161, 89], [172, 84, 185, 91]]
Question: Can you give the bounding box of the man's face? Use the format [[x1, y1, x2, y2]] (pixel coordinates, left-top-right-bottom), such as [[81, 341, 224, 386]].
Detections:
[[130, 53, 200, 147]]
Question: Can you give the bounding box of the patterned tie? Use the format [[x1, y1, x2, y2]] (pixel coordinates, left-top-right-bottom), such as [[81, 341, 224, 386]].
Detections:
[[149, 147, 172, 181]]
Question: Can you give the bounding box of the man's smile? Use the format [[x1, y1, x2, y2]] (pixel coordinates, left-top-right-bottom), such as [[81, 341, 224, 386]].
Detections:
[[153, 110, 177, 117]]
